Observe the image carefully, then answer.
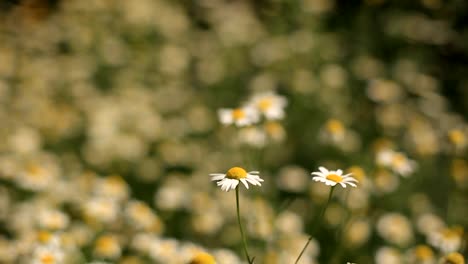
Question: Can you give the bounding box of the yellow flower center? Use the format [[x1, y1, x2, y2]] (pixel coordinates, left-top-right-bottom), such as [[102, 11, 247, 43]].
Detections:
[[326, 119, 344, 134], [105, 175, 126, 189], [40, 254, 55, 264], [441, 226, 463, 239], [258, 98, 273, 111], [392, 153, 406, 167], [134, 203, 151, 216], [189, 252, 216, 264], [95, 235, 118, 255], [449, 130, 465, 145], [37, 231, 52, 243], [414, 245, 433, 260], [232, 109, 245, 120], [326, 174, 343, 183], [441, 229, 458, 239], [443, 252, 465, 264], [226, 167, 248, 180], [27, 164, 45, 177]]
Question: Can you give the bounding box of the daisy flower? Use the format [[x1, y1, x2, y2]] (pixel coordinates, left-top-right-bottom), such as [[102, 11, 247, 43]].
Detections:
[[323, 119, 346, 142], [189, 252, 216, 264], [448, 129, 467, 150], [311, 166, 358, 188], [210, 167, 264, 192], [249, 91, 287, 120], [218, 107, 259, 127], [32, 245, 64, 264], [376, 150, 416, 177], [428, 226, 464, 253], [407, 245, 435, 264], [439, 252, 465, 264]]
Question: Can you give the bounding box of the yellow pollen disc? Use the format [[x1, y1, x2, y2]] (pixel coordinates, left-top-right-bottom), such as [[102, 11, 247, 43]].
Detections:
[[232, 109, 245, 120], [414, 245, 433, 260], [96, 236, 116, 253], [37, 231, 52, 243], [449, 130, 465, 145], [27, 164, 44, 176], [392, 154, 406, 167], [326, 174, 343, 183], [326, 119, 344, 134], [189, 252, 216, 264], [258, 98, 273, 111], [443, 252, 465, 264], [106, 175, 126, 188], [40, 254, 55, 264], [226, 167, 248, 180], [134, 203, 151, 215], [441, 229, 457, 239]]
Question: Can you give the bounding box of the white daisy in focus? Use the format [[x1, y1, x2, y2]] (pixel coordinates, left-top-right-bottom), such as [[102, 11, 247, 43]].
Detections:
[[311, 166, 358, 188], [210, 167, 264, 192], [218, 106, 259, 127], [249, 91, 287, 120]]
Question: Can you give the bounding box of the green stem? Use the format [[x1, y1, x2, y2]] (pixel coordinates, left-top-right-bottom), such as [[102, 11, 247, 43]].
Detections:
[[331, 190, 352, 264], [294, 186, 335, 264], [236, 187, 253, 263]]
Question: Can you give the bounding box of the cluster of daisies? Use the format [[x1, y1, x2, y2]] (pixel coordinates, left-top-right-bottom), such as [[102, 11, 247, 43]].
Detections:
[[0, 0, 467, 263], [218, 91, 288, 147], [209, 165, 466, 264], [211, 92, 466, 264]]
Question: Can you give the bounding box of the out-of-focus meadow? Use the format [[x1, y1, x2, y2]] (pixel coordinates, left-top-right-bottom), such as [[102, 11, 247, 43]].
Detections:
[[0, 0, 468, 263]]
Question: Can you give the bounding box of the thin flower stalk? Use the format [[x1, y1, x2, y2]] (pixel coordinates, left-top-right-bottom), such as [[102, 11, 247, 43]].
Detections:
[[236, 186, 254, 264], [294, 186, 336, 264]]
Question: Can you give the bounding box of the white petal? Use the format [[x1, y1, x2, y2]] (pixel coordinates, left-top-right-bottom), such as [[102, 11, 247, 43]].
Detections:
[[230, 180, 239, 190], [240, 178, 249, 189], [246, 177, 260, 186], [319, 167, 329, 174], [211, 174, 226, 181], [218, 109, 233, 125], [253, 176, 264, 182], [216, 179, 224, 186], [220, 182, 227, 191], [221, 180, 229, 190], [223, 179, 234, 191], [336, 169, 343, 175], [343, 178, 358, 183]]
